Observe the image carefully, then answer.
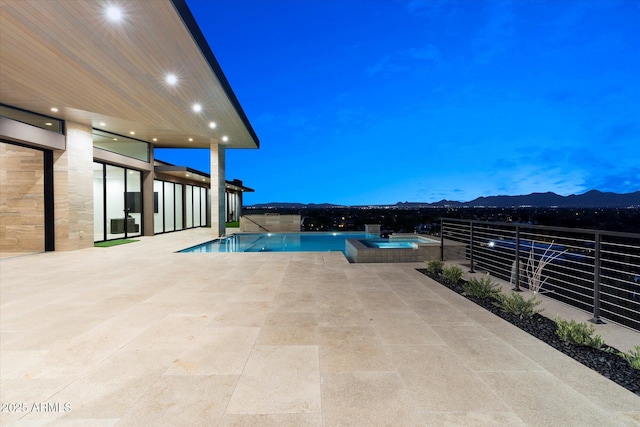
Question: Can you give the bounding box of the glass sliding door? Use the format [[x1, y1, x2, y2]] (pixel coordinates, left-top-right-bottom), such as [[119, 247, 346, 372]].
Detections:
[[164, 182, 175, 232], [186, 185, 194, 228], [154, 180, 164, 234], [175, 183, 184, 230], [125, 169, 142, 237], [93, 162, 143, 242], [193, 186, 201, 227], [200, 187, 207, 227], [106, 165, 126, 239], [93, 162, 105, 241]]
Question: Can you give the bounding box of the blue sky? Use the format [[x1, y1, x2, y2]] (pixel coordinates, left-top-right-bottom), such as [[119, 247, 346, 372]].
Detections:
[[156, 0, 640, 206]]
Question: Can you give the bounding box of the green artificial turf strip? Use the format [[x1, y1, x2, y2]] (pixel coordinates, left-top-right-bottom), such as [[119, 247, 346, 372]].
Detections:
[[94, 239, 139, 247]]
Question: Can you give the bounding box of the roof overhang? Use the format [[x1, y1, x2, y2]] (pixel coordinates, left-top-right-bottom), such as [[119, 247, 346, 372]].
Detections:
[[155, 165, 211, 185], [155, 161, 254, 192], [0, 0, 259, 149]]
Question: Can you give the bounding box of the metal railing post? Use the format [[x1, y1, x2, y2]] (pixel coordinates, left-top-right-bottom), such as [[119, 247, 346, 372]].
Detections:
[[591, 232, 604, 324], [440, 219, 444, 261], [469, 221, 475, 273], [513, 225, 521, 291]]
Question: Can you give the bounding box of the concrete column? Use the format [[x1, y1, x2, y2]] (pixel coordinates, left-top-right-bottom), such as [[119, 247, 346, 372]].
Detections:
[[53, 121, 94, 250], [210, 143, 225, 237], [143, 148, 155, 236]]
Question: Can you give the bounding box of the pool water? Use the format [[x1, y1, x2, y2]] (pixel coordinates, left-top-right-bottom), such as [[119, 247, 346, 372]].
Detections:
[[362, 240, 417, 249], [179, 232, 373, 254], [360, 236, 439, 249]]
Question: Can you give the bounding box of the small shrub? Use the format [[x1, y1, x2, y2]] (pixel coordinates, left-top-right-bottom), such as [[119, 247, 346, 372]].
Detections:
[[441, 265, 464, 284], [495, 292, 542, 319], [618, 346, 640, 370], [463, 275, 502, 301], [425, 259, 444, 275], [554, 317, 604, 349]]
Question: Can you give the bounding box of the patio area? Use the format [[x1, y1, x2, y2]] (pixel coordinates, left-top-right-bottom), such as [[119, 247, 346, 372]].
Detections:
[[1, 228, 639, 426]]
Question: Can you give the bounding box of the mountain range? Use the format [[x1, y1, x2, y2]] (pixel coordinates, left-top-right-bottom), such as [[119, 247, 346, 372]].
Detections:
[[247, 190, 640, 209]]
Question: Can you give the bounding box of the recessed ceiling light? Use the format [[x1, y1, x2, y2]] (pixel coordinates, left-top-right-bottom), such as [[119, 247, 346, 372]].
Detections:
[[105, 5, 123, 22], [129, 131, 135, 135], [152, 138, 157, 142], [165, 73, 178, 86], [113, 138, 118, 141], [192, 103, 202, 113], [222, 136, 229, 142], [45, 122, 52, 126], [209, 122, 216, 129], [186, 173, 190, 177], [50, 107, 58, 112], [99, 122, 106, 126], [188, 138, 193, 142]]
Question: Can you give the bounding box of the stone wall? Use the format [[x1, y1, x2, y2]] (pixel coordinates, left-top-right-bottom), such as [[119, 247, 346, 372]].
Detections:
[[0, 142, 45, 252], [53, 122, 94, 251], [240, 214, 301, 233]]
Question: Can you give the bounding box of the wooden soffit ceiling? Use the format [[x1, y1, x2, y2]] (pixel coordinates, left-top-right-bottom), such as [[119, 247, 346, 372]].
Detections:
[[0, 0, 259, 149]]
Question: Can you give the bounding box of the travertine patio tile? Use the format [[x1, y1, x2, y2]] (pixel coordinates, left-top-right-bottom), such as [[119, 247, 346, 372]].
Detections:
[[513, 342, 640, 412], [226, 345, 321, 414], [255, 324, 318, 345], [421, 411, 527, 426], [369, 310, 444, 345], [231, 284, 278, 302], [478, 371, 619, 426], [271, 292, 320, 313], [321, 371, 424, 426], [430, 324, 543, 372], [410, 298, 477, 325], [123, 313, 211, 351], [387, 345, 509, 412], [218, 413, 322, 426], [319, 326, 392, 372], [116, 375, 237, 426], [0, 378, 71, 425], [2, 229, 639, 425], [317, 305, 370, 327], [166, 327, 259, 375], [16, 376, 159, 422], [390, 282, 442, 303], [208, 301, 271, 327], [357, 289, 409, 311]]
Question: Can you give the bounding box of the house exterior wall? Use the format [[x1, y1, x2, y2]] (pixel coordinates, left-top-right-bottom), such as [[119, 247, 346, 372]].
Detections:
[[53, 121, 94, 251], [0, 142, 45, 252], [210, 143, 225, 237]]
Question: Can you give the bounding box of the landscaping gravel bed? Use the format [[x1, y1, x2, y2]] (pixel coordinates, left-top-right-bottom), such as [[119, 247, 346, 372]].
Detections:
[[416, 268, 640, 396]]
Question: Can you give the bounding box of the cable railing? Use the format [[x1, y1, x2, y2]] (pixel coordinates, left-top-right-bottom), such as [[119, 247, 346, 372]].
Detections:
[[440, 218, 640, 331]]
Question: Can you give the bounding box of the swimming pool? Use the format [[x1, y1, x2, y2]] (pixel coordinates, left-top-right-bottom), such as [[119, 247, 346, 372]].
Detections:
[[179, 232, 373, 254]]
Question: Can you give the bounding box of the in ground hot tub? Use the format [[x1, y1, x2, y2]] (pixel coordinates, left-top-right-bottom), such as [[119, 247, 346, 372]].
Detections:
[[345, 234, 440, 263]]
